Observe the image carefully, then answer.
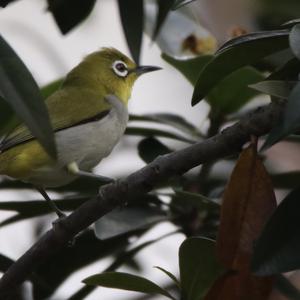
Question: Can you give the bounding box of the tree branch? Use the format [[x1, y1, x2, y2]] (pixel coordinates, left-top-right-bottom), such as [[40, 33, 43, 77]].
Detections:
[[0, 101, 284, 298]]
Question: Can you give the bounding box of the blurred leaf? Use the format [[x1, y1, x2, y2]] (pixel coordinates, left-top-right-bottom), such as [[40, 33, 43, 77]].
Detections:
[[272, 171, 300, 189], [69, 231, 178, 300], [153, 0, 175, 40], [0, 95, 16, 136], [0, 177, 99, 193], [204, 270, 274, 300], [179, 237, 223, 300], [207, 67, 264, 114], [173, 189, 219, 211], [0, 196, 88, 228], [125, 126, 196, 143], [275, 275, 300, 300], [118, 0, 143, 64], [282, 19, 300, 28], [252, 187, 300, 275], [154, 266, 180, 287], [268, 57, 300, 81], [0, 0, 17, 8], [47, 0, 96, 34], [217, 143, 276, 270], [138, 137, 171, 164], [262, 81, 300, 151], [162, 53, 212, 85], [289, 24, 300, 60], [163, 54, 264, 113], [33, 230, 139, 299], [0, 196, 87, 213], [249, 80, 295, 99], [94, 200, 167, 240], [192, 30, 289, 105], [40, 78, 63, 98], [217, 30, 289, 54], [130, 112, 201, 137], [172, 0, 196, 10], [106, 231, 178, 273], [0, 35, 56, 157], [83, 272, 176, 299], [0, 253, 13, 272]]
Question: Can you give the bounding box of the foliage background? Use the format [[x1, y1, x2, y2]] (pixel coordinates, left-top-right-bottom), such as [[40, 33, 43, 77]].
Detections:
[[0, 1, 202, 299], [1, 0, 300, 299]]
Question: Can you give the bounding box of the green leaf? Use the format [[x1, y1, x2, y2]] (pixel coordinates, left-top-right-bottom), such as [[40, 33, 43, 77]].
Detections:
[[34, 230, 136, 299], [0, 35, 56, 158], [69, 231, 178, 300], [192, 30, 290, 105], [40, 78, 63, 98], [289, 24, 300, 60], [275, 275, 300, 300], [94, 201, 167, 239], [249, 80, 295, 99], [207, 67, 264, 114], [268, 57, 300, 81], [154, 266, 180, 287], [173, 189, 219, 211], [162, 53, 212, 86], [83, 272, 176, 299], [130, 112, 201, 138], [138, 137, 171, 164], [118, 0, 143, 64], [172, 0, 196, 10], [153, 0, 175, 40], [179, 237, 223, 300], [163, 53, 264, 113], [47, 0, 96, 34], [252, 187, 300, 275], [125, 126, 196, 143], [261, 81, 300, 150], [217, 30, 289, 54]]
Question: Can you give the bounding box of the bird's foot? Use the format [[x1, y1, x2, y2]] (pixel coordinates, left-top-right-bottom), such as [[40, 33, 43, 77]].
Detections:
[[66, 162, 115, 184], [35, 186, 67, 219]]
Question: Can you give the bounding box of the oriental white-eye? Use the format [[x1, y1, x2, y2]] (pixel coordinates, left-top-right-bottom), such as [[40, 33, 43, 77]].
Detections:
[[0, 48, 161, 216]]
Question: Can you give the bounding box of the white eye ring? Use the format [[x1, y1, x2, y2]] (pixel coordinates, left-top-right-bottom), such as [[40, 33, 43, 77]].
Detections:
[[112, 60, 128, 77]]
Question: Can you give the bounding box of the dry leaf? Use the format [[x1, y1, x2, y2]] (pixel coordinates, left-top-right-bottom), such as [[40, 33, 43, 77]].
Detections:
[[205, 270, 274, 300], [217, 143, 277, 270], [206, 142, 276, 299]]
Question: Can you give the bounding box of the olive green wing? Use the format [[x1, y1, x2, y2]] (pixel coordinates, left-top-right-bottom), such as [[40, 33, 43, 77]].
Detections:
[[0, 87, 111, 152]]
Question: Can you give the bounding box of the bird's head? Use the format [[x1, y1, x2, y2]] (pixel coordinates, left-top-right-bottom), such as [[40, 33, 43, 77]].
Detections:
[[64, 48, 161, 104]]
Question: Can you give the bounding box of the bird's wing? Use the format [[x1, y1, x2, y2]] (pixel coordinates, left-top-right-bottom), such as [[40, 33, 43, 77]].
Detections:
[[0, 87, 112, 152]]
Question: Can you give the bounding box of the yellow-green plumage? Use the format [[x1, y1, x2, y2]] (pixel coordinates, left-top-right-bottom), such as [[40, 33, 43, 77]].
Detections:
[[0, 47, 151, 186]]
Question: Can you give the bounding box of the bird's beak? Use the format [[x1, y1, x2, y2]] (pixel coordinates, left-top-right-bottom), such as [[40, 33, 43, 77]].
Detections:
[[133, 65, 162, 75]]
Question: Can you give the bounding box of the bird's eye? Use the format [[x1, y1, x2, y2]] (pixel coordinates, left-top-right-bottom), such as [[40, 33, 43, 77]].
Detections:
[[112, 60, 128, 77]]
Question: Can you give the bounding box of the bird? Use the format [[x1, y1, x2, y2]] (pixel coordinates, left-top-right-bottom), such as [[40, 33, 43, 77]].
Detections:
[[0, 47, 161, 217]]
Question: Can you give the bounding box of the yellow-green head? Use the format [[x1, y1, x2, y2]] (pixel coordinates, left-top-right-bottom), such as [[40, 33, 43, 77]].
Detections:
[[63, 47, 161, 104]]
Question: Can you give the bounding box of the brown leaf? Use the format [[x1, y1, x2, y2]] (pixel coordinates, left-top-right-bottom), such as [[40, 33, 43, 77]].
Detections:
[[217, 143, 277, 270], [205, 270, 274, 300]]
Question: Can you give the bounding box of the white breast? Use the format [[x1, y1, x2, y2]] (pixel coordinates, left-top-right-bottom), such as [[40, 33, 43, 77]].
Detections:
[[27, 95, 128, 187], [56, 95, 128, 169]]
